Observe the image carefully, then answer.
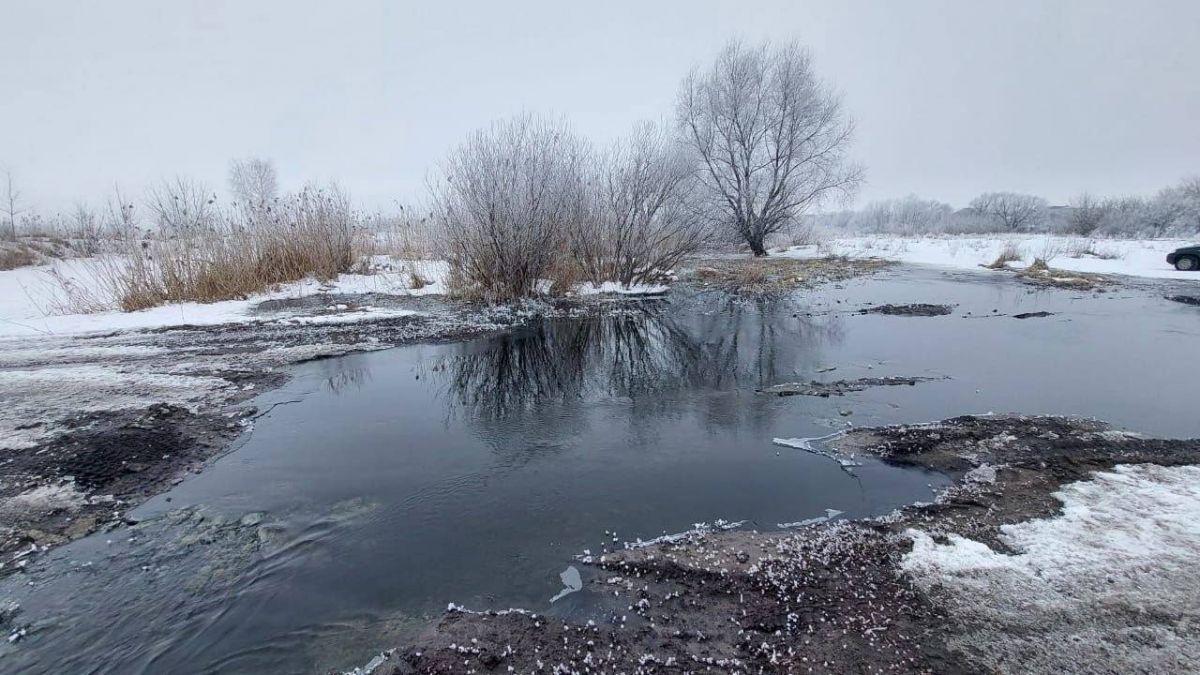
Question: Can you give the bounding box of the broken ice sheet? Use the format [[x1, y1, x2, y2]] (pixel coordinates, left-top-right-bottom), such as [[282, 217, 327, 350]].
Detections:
[[773, 434, 862, 473], [778, 508, 845, 529], [549, 565, 582, 603]]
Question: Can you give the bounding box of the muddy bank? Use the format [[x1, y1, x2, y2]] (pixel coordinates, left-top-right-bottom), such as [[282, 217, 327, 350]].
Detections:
[[371, 415, 1199, 674], [859, 303, 954, 317], [1014, 262, 1111, 290], [1167, 294, 1200, 306], [758, 375, 944, 397], [684, 256, 890, 295]]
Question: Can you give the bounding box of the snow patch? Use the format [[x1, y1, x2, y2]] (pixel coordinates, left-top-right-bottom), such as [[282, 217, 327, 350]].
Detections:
[[901, 464, 1200, 672], [573, 281, 670, 296]]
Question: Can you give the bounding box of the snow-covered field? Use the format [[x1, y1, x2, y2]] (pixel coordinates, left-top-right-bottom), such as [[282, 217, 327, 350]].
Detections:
[[784, 235, 1200, 280]]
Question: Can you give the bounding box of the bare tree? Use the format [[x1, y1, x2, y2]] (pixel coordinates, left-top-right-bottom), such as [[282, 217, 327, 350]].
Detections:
[[228, 158, 279, 225], [431, 114, 590, 302], [68, 202, 103, 253], [574, 121, 710, 286], [968, 192, 1047, 232], [147, 176, 218, 235], [104, 184, 140, 240], [677, 40, 863, 256], [1066, 192, 1106, 235], [3, 169, 26, 241]]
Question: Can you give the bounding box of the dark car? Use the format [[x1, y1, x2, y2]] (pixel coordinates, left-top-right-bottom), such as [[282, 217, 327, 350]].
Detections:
[[1167, 245, 1200, 271]]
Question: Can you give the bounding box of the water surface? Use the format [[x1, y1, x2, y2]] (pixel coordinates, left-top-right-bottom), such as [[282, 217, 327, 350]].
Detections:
[[6, 267, 1199, 674]]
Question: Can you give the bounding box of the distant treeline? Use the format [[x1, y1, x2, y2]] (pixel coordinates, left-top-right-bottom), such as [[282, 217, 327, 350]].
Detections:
[[811, 178, 1200, 237]]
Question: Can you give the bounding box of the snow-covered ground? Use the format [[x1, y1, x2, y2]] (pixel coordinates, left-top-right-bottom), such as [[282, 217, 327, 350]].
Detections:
[[0, 257, 449, 339], [784, 235, 1200, 280], [573, 280, 670, 296], [903, 463, 1200, 671]]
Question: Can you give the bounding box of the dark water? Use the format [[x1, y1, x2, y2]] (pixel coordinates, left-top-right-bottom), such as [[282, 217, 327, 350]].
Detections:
[[5, 268, 1200, 674]]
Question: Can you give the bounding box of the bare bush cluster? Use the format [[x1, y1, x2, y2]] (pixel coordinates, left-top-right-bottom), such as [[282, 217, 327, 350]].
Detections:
[[431, 115, 716, 302]]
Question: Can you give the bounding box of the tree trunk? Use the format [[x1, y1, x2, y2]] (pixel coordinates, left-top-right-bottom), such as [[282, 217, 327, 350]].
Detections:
[[747, 235, 769, 257]]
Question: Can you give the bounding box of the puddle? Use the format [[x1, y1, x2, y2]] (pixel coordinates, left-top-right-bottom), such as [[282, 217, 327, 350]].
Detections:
[[5, 267, 1200, 674]]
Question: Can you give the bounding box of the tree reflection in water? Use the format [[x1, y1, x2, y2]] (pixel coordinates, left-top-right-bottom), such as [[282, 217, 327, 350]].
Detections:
[[439, 292, 845, 431]]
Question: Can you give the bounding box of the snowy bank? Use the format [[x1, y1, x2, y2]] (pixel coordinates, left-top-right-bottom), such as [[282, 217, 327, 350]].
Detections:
[[902, 463, 1200, 671], [0, 257, 449, 339], [783, 235, 1200, 280]]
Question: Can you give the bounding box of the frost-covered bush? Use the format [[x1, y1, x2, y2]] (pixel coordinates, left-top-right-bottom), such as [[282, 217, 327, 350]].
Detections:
[[571, 122, 710, 286], [1094, 180, 1200, 237], [430, 114, 590, 302]]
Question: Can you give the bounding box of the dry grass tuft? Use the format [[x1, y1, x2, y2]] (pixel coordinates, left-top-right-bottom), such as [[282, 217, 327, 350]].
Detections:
[[984, 241, 1024, 269], [409, 270, 429, 290], [1026, 258, 1051, 273], [0, 244, 38, 270]]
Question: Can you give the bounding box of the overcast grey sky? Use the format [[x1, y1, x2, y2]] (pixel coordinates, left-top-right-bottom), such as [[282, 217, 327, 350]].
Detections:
[[3, 0, 1198, 212]]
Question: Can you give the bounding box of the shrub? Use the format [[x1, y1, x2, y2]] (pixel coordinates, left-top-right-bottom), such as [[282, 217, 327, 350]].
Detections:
[[570, 121, 710, 287], [431, 114, 590, 302]]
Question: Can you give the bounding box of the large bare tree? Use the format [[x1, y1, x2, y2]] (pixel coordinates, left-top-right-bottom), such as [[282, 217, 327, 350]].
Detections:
[[969, 192, 1047, 232], [677, 40, 863, 256]]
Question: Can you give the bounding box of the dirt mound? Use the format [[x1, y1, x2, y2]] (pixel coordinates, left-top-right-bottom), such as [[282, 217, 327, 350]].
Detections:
[[859, 303, 953, 317], [758, 375, 944, 397], [1167, 295, 1200, 306], [686, 256, 889, 295]]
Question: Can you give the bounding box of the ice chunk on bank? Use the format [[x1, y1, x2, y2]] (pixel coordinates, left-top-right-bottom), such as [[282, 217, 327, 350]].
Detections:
[[773, 434, 862, 472], [549, 565, 583, 603], [779, 508, 845, 529]]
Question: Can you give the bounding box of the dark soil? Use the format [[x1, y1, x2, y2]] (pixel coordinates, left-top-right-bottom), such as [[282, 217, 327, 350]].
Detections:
[[1166, 295, 1200, 306], [1012, 311, 1054, 319], [0, 404, 252, 567], [858, 303, 954, 317], [758, 376, 945, 397], [368, 415, 1200, 675]]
